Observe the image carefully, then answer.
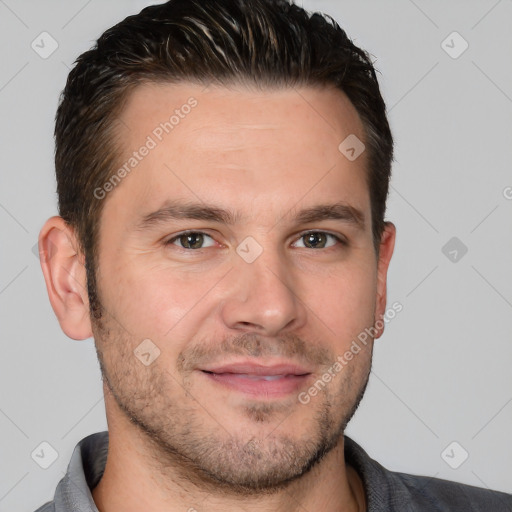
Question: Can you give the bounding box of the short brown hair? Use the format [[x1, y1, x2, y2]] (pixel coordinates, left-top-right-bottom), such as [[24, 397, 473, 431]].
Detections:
[[55, 0, 393, 320]]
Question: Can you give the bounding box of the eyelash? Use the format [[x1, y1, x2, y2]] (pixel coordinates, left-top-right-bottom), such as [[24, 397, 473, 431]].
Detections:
[[164, 230, 347, 252]]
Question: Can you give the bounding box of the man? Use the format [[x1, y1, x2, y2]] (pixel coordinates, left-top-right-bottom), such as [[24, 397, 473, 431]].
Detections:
[[35, 0, 512, 510]]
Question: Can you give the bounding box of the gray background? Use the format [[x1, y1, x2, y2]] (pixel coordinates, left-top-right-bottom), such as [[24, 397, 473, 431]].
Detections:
[[1, 0, 511, 510]]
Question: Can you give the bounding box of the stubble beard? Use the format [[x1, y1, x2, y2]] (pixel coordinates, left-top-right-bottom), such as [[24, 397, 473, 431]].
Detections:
[[92, 314, 372, 497]]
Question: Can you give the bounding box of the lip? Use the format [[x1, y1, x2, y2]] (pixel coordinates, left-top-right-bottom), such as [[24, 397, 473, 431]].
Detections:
[[198, 360, 313, 376], [197, 360, 313, 398]]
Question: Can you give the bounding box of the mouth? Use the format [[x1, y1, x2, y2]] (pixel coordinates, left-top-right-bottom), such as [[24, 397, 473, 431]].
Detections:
[[198, 361, 313, 398]]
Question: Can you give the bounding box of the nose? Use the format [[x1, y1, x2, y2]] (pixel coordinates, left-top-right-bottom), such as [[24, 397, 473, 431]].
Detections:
[[219, 246, 308, 337]]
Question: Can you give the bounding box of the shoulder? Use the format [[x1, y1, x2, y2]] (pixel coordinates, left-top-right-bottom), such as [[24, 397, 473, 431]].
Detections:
[[395, 471, 512, 511], [344, 435, 512, 511], [32, 502, 55, 512], [31, 431, 109, 512]]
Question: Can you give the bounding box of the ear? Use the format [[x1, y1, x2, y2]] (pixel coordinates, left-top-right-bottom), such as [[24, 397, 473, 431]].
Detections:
[[38, 216, 93, 340], [373, 221, 396, 339]]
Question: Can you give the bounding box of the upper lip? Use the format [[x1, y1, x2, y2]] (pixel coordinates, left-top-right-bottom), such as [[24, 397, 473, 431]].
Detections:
[[199, 360, 313, 376]]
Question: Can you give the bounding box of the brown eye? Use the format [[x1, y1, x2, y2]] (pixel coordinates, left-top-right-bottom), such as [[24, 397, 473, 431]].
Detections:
[[294, 231, 345, 250], [303, 232, 328, 249], [166, 232, 215, 250]]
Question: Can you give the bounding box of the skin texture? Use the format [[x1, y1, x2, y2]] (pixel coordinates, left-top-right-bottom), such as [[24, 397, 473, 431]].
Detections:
[[39, 82, 396, 512]]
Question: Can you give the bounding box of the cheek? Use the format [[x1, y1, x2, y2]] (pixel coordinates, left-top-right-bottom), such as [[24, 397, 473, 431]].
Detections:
[[106, 262, 222, 341], [308, 264, 377, 339]]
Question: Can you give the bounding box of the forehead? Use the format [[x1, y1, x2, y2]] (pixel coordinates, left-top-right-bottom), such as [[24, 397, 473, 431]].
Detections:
[[118, 81, 365, 145], [104, 81, 370, 228]]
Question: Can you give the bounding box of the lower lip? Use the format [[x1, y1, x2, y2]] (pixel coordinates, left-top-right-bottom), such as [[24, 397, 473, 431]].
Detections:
[[200, 371, 311, 398]]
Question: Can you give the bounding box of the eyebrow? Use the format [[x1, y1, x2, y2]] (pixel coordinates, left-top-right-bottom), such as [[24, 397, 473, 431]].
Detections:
[[134, 199, 366, 232]]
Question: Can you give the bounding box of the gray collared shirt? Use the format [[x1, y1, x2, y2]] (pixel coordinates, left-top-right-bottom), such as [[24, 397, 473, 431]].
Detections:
[[34, 431, 512, 511]]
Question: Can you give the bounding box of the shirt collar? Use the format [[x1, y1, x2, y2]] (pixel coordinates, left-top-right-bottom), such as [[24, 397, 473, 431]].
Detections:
[[53, 432, 107, 512]]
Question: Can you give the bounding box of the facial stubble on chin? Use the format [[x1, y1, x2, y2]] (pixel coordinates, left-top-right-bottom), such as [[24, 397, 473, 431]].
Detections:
[[91, 309, 373, 497]]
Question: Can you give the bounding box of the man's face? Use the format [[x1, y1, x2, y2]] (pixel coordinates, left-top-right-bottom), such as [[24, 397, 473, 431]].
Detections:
[[90, 82, 393, 492]]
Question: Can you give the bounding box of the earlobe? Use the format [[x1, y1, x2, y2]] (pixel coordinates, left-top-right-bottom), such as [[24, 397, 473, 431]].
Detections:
[[373, 221, 396, 339], [38, 216, 93, 340]]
